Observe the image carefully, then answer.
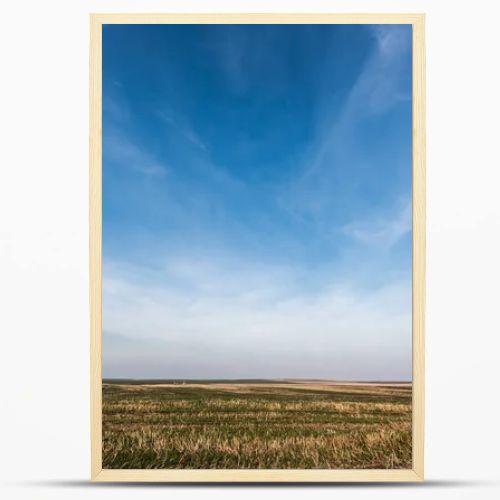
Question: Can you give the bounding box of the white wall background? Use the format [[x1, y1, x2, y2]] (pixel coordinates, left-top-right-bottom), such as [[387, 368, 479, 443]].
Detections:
[[1, 1, 499, 499]]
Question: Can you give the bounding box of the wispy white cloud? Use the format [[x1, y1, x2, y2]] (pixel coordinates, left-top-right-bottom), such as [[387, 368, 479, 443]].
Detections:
[[205, 26, 252, 95], [104, 131, 168, 177], [103, 94, 130, 124], [354, 24, 413, 116], [279, 25, 412, 228], [308, 25, 411, 176], [203, 25, 290, 96], [157, 110, 208, 152], [343, 197, 412, 248]]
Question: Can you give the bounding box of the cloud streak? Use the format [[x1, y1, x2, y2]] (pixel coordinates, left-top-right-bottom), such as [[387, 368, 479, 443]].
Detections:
[[157, 110, 208, 152], [104, 131, 168, 177], [343, 197, 412, 248], [279, 25, 412, 238]]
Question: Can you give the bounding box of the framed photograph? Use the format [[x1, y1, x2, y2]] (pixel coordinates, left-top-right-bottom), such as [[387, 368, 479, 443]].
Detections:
[[90, 13, 425, 482]]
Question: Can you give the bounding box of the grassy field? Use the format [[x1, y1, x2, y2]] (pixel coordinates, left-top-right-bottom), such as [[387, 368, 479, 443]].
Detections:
[[102, 380, 412, 469]]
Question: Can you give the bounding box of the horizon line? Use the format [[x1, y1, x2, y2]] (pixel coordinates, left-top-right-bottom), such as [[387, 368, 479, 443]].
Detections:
[[102, 377, 412, 384]]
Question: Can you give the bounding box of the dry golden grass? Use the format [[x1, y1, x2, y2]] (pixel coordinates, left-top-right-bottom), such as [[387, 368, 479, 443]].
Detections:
[[102, 381, 412, 469]]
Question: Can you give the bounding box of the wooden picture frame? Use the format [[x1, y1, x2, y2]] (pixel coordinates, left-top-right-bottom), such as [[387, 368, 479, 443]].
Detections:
[[90, 13, 425, 482]]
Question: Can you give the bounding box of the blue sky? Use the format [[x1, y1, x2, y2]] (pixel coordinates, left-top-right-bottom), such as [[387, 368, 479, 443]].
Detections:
[[102, 24, 413, 380]]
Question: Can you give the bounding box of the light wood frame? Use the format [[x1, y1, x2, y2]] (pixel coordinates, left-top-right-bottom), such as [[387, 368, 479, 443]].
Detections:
[[90, 13, 425, 482]]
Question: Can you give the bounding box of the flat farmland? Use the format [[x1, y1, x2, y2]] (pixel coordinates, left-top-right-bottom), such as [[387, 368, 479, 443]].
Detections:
[[102, 380, 412, 469]]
